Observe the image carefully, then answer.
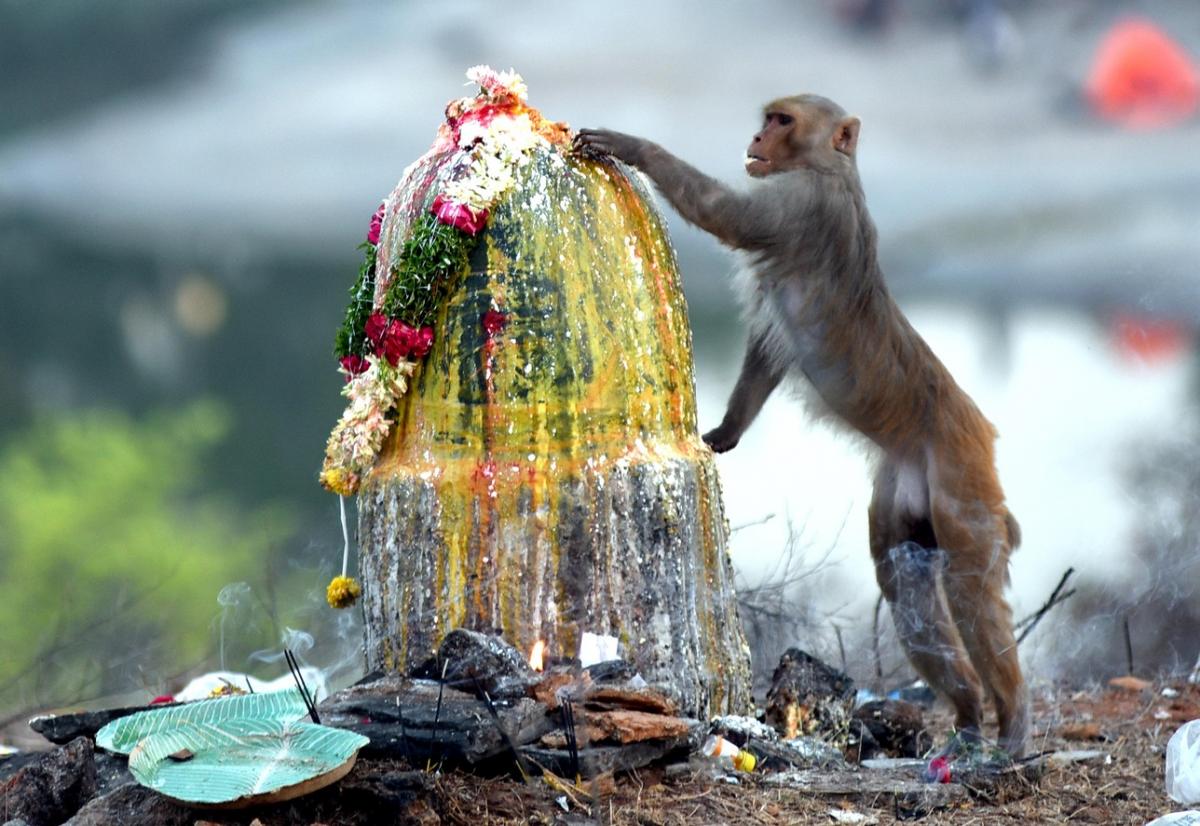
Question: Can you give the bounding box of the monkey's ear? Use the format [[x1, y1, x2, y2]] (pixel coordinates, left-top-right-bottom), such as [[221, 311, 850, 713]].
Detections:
[[833, 116, 860, 157]]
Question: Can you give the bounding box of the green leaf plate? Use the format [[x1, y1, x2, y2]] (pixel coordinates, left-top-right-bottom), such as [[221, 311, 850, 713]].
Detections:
[[96, 689, 309, 755], [127, 718, 370, 807]]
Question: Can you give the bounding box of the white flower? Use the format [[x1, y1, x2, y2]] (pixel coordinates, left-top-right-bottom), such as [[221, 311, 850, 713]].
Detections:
[[495, 69, 528, 101], [465, 64, 528, 101]]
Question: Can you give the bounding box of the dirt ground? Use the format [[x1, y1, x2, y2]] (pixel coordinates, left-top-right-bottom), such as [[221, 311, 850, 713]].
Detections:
[[415, 678, 1199, 826], [6, 678, 1197, 825]]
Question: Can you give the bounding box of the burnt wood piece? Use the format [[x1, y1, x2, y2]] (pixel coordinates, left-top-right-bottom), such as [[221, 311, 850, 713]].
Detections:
[[577, 710, 695, 745], [584, 660, 637, 684], [765, 648, 856, 741], [746, 737, 847, 771], [320, 676, 553, 764], [851, 699, 932, 759], [582, 686, 677, 716], [410, 629, 537, 701], [28, 704, 177, 746]]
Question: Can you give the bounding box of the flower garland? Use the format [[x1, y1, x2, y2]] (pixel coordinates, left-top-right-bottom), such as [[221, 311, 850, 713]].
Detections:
[[319, 66, 570, 607]]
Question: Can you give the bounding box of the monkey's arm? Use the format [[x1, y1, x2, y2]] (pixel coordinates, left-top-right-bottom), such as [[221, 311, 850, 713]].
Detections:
[[574, 129, 782, 250]]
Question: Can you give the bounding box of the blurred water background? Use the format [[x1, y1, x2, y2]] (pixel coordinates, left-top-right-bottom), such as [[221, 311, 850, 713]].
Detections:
[[1, 0, 1198, 733]]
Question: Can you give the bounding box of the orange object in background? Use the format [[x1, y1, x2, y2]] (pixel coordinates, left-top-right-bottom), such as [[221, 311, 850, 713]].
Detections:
[[1086, 18, 1200, 129], [1111, 313, 1191, 364]]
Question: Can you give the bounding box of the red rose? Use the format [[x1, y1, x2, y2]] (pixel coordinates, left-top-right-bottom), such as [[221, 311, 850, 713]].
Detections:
[[381, 319, 416, 365], [410, 326, 435, 358], [339, 354, 370, 380], [482, 310, 508, 336], [367, 202, 385, 245], [431, 194, 488, 235], [364, 313, 389, 347]]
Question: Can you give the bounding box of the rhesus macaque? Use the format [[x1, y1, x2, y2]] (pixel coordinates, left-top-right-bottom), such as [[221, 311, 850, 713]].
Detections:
[[574, 95, 1028, 758]]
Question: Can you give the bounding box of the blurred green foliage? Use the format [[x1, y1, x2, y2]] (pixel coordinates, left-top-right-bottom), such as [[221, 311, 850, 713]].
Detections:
[[0, 403, 293, 712]]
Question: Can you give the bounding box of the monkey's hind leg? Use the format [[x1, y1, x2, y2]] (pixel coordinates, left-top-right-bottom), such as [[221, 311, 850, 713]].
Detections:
[[932, 499, 1029, 758], [873, 540, 986, 745]]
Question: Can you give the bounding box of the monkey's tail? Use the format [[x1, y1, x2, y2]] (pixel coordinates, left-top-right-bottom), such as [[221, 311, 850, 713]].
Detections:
[[1004, 508, 1022, 550]]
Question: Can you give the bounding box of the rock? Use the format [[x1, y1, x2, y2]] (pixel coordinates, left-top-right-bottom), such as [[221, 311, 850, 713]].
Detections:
[[320, 674, 553, 764], [412, 629, 536, 701], [0, 737, 96, 826], [851, 700, 932, 758], [580, 710, 693, 745], [28, 705, 170, 746], [62, 783, 191, 826], [765, 649, 856, 744], [582, 686, 676, 717]]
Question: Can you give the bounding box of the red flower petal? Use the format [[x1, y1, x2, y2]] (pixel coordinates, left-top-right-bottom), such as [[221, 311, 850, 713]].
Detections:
[[367, 202, 385, 245], [411, 326, 435, 358], [381, 319, 416, 366], [482, 310, 508, 336], [431, 194, 488, 235], [339, 354, 370, 381], [364, 313, 389, 347]]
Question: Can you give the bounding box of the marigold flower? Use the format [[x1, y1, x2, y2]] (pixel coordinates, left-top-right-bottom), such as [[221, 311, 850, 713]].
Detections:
[[319, 466, 360, 497], [326, 575, 362, 609]]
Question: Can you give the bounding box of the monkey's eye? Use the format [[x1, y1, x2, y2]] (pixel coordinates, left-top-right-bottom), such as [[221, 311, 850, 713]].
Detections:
[[775, 114, 794, 127]]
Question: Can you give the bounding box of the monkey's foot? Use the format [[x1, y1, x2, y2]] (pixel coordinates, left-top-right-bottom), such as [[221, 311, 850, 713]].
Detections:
[[701, 425, 740, 453], [923, 730, 1011, 783]]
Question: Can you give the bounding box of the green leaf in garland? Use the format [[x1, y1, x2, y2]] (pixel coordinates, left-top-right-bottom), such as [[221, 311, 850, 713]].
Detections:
[[333, 243, 378, 359], [381, 213, 474, 329]]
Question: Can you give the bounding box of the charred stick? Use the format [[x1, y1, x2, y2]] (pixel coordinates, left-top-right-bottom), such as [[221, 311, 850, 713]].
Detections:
[[1015, 567, 1075, 630], [1123, 615, 1135, 675], [428, 657, 449, 772], [561, 697, 580, 780], [1015, 567, 1077, 646], [872, 594, 884, 684]]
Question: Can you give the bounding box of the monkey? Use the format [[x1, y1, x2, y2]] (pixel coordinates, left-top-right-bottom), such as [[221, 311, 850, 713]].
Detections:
[[574, 95, 1029, 758]]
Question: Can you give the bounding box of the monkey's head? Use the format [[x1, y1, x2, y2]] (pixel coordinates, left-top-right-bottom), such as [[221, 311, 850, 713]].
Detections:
[[744, 94, 861, 178]]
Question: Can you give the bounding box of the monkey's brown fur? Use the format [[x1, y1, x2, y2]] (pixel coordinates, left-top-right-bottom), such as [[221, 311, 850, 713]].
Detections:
[[575, 95, 1029, 757]]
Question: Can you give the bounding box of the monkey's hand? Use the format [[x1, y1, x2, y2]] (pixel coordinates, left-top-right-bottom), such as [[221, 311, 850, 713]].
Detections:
[[572, 129, 647, 166], [702, 424, 741, 454]]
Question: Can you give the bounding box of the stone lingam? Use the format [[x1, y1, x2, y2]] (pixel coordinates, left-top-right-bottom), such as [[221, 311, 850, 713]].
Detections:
[[324, 67, 750, 718]]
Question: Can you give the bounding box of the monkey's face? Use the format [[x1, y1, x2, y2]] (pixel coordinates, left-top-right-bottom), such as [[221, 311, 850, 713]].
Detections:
[[745, 109, 803, 178], [746, 98, 861, 177]]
